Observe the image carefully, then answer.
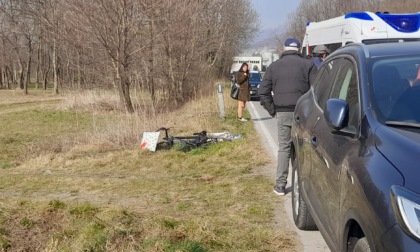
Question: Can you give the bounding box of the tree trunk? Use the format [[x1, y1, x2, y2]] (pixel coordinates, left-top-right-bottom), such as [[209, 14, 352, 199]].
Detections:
[[36, 39, 42, 89], [77, 51, 82, 89], [6, 66, 12, 89], [24, 39, 33, 95], [53, 37, 59, 94], [114, 61, 134, 113], [122, 75, 134, 113], [43, 67, 50, 90], [148, 19, 155, 103], [18, 59, 24, 90]]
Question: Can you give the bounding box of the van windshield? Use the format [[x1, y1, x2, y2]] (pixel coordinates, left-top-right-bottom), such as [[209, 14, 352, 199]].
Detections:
[[363, 38, 420, 45]]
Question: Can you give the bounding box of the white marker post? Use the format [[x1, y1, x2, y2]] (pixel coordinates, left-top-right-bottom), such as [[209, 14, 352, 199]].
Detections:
[[217, 83, 225, 119]]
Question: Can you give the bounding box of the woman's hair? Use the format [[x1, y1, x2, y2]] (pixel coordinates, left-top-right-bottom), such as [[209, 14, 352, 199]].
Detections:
[[238, 62, 249, 73]]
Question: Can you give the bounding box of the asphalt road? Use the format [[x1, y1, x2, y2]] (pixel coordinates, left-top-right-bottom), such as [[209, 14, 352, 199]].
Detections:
[[247, 100, 330, 252]]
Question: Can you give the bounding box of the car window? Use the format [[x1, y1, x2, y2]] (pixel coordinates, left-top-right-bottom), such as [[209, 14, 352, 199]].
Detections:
[[311, 66, 325, 90], [370, 56, 420, 122], [329, 58, 359, 128], [314, 58, 342, 110]]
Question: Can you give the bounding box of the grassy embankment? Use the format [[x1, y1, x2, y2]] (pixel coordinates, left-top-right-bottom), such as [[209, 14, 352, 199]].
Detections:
[[0, 87, 296, 251]]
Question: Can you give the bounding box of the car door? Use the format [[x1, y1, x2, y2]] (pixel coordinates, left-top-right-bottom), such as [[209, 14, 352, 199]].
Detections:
[[299, 57, 341, 239], [293, 57, 339, 216], [310, 56, 359, 247], [293, 66, 326, 184]]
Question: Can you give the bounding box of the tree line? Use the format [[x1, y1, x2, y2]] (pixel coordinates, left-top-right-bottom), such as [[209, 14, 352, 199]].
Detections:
[[0, 0, 258, 112], [285, 0, 420, 42]]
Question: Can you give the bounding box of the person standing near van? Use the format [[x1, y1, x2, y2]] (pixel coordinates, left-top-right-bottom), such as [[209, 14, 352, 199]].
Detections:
[[259, 38, 317, 196], [311, 44, 331, 68], [236, 63, 250, 122]]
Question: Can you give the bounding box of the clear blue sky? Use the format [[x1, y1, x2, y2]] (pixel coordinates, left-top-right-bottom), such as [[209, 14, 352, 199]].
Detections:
[[251, 0, 301, 30]]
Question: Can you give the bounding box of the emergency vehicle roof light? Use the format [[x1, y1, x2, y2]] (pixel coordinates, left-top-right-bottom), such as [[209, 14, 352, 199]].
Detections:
[[376, 13, 420, 33], [345, 12, 373, 21]]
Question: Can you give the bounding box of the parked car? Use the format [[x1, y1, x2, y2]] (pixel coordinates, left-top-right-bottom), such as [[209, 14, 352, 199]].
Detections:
[[291, 42, 420, 251], [249, 70, 262, 100]]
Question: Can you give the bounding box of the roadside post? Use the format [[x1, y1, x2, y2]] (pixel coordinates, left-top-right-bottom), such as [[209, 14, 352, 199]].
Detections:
[[217, 83, 225, 119]]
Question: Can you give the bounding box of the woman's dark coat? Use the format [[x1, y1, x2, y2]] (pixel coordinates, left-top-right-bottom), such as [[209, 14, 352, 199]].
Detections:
[[236, 72, 250, 101]]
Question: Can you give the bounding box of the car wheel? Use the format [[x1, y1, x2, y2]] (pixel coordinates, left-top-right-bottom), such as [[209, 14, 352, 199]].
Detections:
[[292, 157, 317, 230], [352, 237, 370, 252]]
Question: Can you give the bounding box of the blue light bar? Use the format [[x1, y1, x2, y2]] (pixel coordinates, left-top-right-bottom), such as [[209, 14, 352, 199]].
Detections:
[[377, 13, 420, 33], [345, 12, 374, 21]]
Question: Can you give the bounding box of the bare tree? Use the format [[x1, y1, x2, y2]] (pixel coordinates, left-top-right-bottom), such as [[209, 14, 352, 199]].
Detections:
[[379, 0, 420, 13], [0, 0, 28, 92], [0, 0, 258, 112], [65, 0, 156, 113]]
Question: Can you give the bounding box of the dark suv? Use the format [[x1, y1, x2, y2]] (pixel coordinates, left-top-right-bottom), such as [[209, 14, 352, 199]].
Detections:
[[291, 42, 420, 251], [249, 71, 262, 100]]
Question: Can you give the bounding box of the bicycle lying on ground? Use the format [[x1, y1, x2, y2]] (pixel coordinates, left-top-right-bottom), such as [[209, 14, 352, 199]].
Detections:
[[155, 127, 225, 151]]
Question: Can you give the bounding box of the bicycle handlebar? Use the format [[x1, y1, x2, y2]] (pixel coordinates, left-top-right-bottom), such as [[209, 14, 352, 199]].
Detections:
[[156, 127, 170, 132]]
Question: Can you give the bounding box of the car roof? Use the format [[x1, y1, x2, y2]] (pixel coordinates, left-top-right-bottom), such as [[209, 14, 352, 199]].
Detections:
[[366, 41, 420, 58], [333, 41, 420, 59]]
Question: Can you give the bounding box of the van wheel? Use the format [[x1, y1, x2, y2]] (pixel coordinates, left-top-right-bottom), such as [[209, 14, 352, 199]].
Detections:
[[292, 158, 317, 230], [352, 237, 370, 252]]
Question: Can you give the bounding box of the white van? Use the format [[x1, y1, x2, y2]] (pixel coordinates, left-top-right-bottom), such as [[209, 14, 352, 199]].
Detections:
[[302, 11, 420, 56], [230, 56, 263, 74]]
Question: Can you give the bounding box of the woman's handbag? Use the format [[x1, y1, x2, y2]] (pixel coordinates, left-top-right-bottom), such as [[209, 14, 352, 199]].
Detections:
[[230, 84, 240, 100]]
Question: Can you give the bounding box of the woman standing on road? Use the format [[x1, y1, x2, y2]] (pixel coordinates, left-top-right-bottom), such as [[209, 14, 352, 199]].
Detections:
[[236, 63, 250, 121]]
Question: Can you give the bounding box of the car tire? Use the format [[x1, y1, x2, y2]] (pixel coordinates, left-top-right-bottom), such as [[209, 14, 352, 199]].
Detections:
[[352, 237, 370, 252], [292, 157, 317, 230]]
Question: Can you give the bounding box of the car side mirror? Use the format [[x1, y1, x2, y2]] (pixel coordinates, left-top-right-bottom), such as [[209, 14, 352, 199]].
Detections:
[[324, 99, 357, 136], [324, 99, 348, 130]]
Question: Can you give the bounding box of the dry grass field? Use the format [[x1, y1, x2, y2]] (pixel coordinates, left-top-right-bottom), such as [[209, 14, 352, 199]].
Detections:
[[0, 87, 297, 251]]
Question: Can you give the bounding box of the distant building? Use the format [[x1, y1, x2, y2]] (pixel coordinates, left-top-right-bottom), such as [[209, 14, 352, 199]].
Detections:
[[230, 56, 263, 73], [232, 46, 279, 73], [261, 51, 279, 71]]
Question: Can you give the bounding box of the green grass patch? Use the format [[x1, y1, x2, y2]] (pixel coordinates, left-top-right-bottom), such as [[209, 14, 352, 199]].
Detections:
[[69, 203, 99, 219], [48, 200, 67, 211], [20, 217, 34, 229], [0, 109, 94, 166], [0, 161, 13, 169]]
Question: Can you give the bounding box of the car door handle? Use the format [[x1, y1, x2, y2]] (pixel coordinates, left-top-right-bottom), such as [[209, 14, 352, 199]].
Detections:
[[311, 135, 318, 147]]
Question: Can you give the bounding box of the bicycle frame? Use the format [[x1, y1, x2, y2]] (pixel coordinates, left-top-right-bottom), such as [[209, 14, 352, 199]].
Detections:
[[155, 127, 209, 151]]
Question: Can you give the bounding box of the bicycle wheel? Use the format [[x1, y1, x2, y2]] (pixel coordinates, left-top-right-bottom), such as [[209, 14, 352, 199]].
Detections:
[[183, 138, 213, 151], [156, 141, 172, 150], [195, 139, 215, 149], [172, 138, 190, 152]]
